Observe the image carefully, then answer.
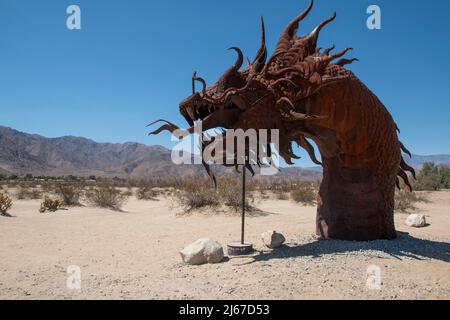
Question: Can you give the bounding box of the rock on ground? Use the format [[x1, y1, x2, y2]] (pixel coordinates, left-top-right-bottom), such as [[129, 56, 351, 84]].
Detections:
[[261, 230, 286, 249], [180, 238, 224, 265], [405, 214, 427, 228]]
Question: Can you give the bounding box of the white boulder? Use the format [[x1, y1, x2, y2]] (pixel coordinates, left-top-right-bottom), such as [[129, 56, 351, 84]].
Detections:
[[180, 238, 224, 265], [405, 214, 427, 228], [261, 230, 286, 249]]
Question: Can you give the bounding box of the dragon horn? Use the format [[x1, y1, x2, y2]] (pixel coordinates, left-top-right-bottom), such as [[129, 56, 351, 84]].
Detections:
[[228, 47, 244, 72]]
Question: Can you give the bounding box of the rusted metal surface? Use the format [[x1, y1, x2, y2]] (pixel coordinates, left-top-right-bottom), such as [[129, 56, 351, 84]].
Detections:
[[149, 0, 414, 241]]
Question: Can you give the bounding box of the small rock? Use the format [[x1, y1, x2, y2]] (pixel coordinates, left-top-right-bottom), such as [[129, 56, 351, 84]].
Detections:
[[261, 230, 286, 249], [405, 214, 427, 228], [180, 238, 224, 265]]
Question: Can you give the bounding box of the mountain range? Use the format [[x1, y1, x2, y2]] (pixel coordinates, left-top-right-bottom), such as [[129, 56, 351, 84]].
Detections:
[[0, 125, 448, 179]]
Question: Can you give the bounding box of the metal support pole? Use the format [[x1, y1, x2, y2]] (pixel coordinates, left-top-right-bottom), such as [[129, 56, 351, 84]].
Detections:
[[241, 165, 246, 245], [227, 164, 253, 256]]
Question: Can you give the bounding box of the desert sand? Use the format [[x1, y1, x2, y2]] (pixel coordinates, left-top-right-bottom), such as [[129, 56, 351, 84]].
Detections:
[[0, 190, 449, 300]]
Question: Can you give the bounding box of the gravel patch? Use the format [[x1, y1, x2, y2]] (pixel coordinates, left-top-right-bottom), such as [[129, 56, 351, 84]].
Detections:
[[251, 232, 450, 263]]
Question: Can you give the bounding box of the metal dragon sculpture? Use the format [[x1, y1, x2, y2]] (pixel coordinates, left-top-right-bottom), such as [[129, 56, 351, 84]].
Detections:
[[149, 0, 415, 241]]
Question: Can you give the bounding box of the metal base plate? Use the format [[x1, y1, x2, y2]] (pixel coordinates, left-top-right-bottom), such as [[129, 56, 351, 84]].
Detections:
[[227, 242, 254, 256]]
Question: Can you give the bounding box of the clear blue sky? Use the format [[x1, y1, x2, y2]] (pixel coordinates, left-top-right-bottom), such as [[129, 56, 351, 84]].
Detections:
[[1, 0, 449, 167]]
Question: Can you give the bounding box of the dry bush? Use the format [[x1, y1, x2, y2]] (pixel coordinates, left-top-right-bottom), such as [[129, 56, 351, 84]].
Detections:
[[395, 188, 428, 213], [41, 182, 56, 194], [0, 184, 10, 196], [16, 186, 42, 200], [55, 184, 83, 206], [125, 186, 134, 196], [175, 187, 219, 212], [413, 162, 450, 191], [39, 196, 62, 213], [166, 174, 322, 212], [85, 187, 129, 210], [290, 182, 317, 206], [122, 189, 134, 197], [218, 176, 254, 212], [174, 177, 219, 212], [0, 192, 13, 216], [259, 189, 270, 200], [160, 187, 176, 197], [266, 179, 299, 193], [135, 187, 159, 200], [275, 191, 289, 200], [174, 175, 259, 213]]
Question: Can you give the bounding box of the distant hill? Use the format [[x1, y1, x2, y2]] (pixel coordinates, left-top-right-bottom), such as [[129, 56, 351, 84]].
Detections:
[[0, 126, 447, 179], [405, 154, 450, 170], [0, 126, 320, 180], [0, 126, 206, 178]]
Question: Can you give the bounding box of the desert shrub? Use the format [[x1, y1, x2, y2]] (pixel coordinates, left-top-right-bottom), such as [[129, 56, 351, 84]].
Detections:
[[55, 184, 83, 206], [0, 192, 13, 216], [259, 189, 270, 200], [414, 162, 441, 191], [41, 182, 56, 194], [122, 189, 134, 197], [175, 187, 220, 212], [218, 176, 254, 212], [16, 186, 42, 200], [85, 187, 129, 210], [441, 166, 450, 189], [290, 182, 317, 205], [414, 162, 450, 191], [275, 191, 289, 200], [135, 187, 159, 200], [168, 174, 324, 212], [313, 179, 322, 191], [267, 180, 291, 193], [394, 188, 428, 213], [258, 177, 320, 194], [0, 184, 7, 194], [174, 175, 260, 212], [174, 177, 219, 212], [39, 196, 62, 213]]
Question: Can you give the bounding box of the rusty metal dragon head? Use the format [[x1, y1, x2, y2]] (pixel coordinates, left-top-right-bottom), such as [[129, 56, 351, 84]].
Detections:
[[149, 0, 415, 191], [177, 1, 349, 134], [178, 25, 268, 131]]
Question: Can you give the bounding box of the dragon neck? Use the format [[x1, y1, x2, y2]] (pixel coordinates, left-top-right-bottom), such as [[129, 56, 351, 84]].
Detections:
[[298, 77, 400, 240]]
